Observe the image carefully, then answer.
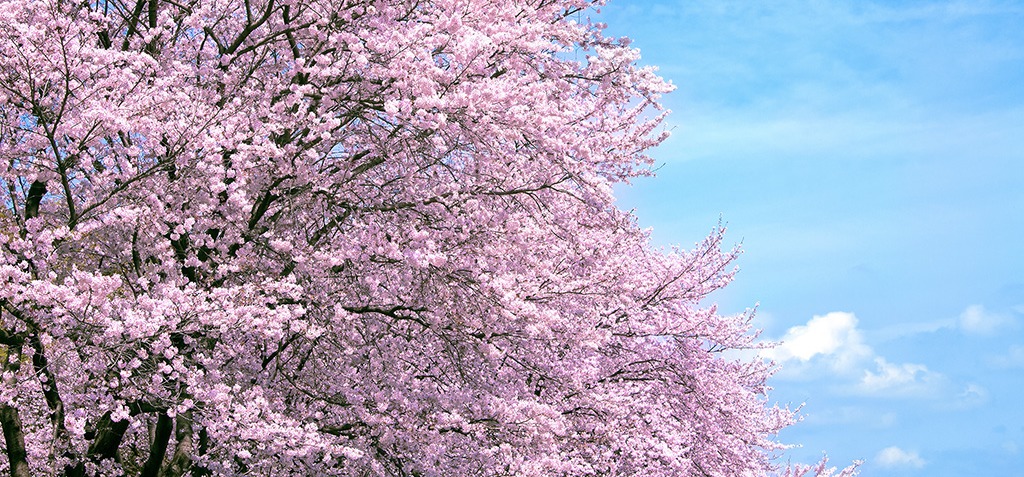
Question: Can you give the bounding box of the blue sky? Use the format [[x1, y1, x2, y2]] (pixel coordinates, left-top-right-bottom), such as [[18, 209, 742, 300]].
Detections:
[[598, 1, 1024, 474]]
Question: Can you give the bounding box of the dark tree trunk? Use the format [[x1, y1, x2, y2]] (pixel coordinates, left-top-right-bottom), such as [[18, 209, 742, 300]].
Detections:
[[0, 405, 31, 477]]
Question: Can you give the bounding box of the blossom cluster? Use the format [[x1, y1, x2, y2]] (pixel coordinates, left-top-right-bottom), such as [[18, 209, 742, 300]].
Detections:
[[0, 0, 855, 475]]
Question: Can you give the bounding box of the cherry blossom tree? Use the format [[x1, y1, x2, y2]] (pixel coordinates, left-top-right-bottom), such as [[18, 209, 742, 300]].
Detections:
[[0, 0, 857, 475]]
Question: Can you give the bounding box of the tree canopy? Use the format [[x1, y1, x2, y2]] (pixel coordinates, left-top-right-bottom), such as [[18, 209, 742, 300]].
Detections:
[[0, 0, 856, 475]]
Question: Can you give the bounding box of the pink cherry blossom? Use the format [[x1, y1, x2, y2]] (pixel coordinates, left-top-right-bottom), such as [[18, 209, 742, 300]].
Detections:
[[0, 0, 857, 475]]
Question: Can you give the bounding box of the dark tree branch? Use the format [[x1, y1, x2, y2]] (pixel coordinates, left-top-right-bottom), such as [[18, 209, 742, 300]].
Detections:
[[56, 158, 78, 229], [193, 427, 211, 477], [24, 180, 46, 222], [0, 405, 30, 477], [140, 412, 173, 477], [122, 0, 148, 50], [164, 412, 194, 477], [223, 0, 277, 55], [145, 0, 160, 54], [65, 411, 131, 477], [28, 332, 68, 445], [0, 328, 25, 347], [88, 412, 131, 461]]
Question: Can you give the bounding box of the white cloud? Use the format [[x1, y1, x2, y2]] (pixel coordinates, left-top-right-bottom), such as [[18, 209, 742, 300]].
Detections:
[[875, 446, 926, 469], [761, 311, 872, 372], [859, 358, 944, 396], [763, 311, 954, 397], [958, 304, 1015, 334]]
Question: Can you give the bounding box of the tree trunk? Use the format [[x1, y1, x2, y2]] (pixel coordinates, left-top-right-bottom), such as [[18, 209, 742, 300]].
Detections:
[[0, 405, 31, 477]]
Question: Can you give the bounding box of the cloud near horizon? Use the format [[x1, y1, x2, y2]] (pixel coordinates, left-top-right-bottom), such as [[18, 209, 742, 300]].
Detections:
[[875, 446, 926, 469]]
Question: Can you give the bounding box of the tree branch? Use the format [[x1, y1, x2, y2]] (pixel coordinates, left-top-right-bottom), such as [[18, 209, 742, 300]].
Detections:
[[65, 411, 131, 477], [0, 328, 25, 347], [163, 412, 194, 477], [88, 411, 131, 461], [223, 0, 277, 55], [0, 405, 31, 477], [122, 0, 149, 50], [27, 332, 68, 453], [24, 180, 46, 222], [140, 412, 173, 477]]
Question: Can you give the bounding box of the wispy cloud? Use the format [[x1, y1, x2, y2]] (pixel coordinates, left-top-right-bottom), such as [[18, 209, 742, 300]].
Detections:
[[875, 446, 926, 469], [953, 384, 990, 409], [853, 1, 1024, 24], [801, 407, 897, 429], [875, 304, 1018, 340], [613, 0, 1024, 165], [958, 304, 1016, 335], [989, 344, 1024, 368], [858, 358, 944, 397], [669, 106, 1024, 165]]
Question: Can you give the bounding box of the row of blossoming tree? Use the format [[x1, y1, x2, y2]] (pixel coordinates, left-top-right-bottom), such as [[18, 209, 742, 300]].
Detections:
[[0, 0, 857, 475]]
